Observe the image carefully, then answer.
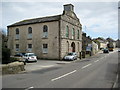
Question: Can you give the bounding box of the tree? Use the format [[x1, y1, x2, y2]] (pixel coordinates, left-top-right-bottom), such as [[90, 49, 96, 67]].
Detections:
[[1, 29, 11, 64]]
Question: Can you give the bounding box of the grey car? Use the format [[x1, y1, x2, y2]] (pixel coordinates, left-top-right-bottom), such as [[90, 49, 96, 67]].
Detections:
[[64, 52, 77, 61]]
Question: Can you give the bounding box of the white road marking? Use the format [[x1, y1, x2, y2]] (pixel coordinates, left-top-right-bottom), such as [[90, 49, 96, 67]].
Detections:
[[82, 63, 92, 69], [51, 70, 77, 81], [25, 86, 34, 90], [94, 60, 99, 63], [40, 65, 54, 67]]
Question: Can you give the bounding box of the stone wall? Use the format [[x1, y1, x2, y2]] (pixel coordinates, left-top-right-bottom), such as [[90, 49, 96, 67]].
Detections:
[[1, 62, 25, 75], [8, 21, 59, 59]]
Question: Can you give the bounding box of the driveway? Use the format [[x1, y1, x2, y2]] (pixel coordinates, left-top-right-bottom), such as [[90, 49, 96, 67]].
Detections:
[[24, 50, 103, 72], [25, 60, 71, 72]]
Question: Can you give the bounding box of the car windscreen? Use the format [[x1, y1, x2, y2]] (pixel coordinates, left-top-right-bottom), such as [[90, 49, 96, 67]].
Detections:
[[28, 54, 35, 56], [67, 53, 73, 55]]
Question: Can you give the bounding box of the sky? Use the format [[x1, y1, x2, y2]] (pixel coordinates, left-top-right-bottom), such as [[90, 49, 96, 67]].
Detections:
[[1, 0, 119, 40]]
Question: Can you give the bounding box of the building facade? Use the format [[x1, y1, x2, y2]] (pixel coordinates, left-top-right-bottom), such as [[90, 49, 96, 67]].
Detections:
[[94, 37, 108, 49], [106, 37, 116, 48], [7, 4, 82, 60], [91, 41, 99, 55]]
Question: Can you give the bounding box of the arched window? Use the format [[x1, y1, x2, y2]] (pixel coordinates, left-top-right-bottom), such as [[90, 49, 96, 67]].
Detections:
[[77, 30, 79, 39], [66, 41, 69, 53], [28, 27, 32, 39], [15, 28, 19, 39], [43, 25, 48, 32], [43, 25, 48, 38], [72, 28, 75, 39], [16, 28, 19, 34], [28, 27, 32, 34], [66, 26, 69, 38]]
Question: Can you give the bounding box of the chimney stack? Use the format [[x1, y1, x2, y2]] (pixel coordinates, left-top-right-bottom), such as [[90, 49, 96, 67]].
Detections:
[[63, 4, 74, 12]]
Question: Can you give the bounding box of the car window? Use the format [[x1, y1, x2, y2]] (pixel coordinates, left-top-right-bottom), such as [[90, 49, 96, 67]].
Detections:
[[29, 54, 35, 56], [68, 53, 73, 55]]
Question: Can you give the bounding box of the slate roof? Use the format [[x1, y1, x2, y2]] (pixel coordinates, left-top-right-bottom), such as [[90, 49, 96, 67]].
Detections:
[[8, 15, 61, 27]]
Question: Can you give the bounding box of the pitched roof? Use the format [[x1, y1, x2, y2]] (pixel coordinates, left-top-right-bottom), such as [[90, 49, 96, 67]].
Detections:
[[8, 15, 61, 27], [106, 37, 115, 42]]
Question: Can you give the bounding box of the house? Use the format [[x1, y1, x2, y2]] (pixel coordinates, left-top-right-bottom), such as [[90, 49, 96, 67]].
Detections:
[[106, 37, 116, 48], [94, 37, 108, 49], [7, 4, 82, 60], [82, 32, 98, 56], [91, 41, 99, 55], [82, 32, 92, 57], [116, 39, 120, 48], [82, 32, 92, 52]]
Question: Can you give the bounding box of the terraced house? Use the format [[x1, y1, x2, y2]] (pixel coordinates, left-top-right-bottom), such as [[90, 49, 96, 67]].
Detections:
[[7, 4, 82, 60]]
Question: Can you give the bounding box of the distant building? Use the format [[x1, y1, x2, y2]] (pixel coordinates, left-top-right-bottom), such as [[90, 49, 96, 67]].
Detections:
[[82, 33, 98, 56], [106, 37, 116, 48], [7, 4, 82, 60], [116, 39, 120, 48], [94, 37, 108, 49], [91, 41, 98, 55], [82, 32, 92, 51]]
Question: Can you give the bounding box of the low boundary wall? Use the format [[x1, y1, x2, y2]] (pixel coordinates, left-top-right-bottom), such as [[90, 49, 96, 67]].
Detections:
[[1, 62, 25, 75]]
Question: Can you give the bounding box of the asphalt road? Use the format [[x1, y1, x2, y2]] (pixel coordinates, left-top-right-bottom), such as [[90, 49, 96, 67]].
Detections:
[[2, 50, 118, 89]]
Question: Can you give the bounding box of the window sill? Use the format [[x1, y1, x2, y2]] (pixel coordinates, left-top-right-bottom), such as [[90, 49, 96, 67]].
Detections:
[[42, 37, 48, 39], [43, 53, 48, 54], [27, 38, 32, 40]]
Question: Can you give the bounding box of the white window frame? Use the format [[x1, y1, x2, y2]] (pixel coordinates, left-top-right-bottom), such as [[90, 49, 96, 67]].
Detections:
[[43, 25, 48, 38], [27, 44, 32, 52], [15, 34, 19, 39], [43, 32, 48, 38], [28, 27, 32, 39], [15, 28, 20, 39], [15, 44, 19, 51], [28, 34, 32, 39], [42, 44, 48, 54]]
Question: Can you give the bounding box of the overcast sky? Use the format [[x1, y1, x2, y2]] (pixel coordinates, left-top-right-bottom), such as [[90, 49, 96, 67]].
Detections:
[[1, 1, 119, 40]]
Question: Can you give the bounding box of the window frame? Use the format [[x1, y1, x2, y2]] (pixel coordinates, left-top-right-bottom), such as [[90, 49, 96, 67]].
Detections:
[[43, 25, 48, 38], [28, 27, 32, 39], [15, 28, 20, 39], [72, 28, 75, 39], [77, 30, 80, 39], [42, 44, 48, 54], [66, 26, 69, 38], [15, 44, 19, 51], [27, 44, 32, 52]]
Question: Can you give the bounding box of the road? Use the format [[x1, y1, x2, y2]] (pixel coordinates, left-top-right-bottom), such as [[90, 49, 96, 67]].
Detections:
[[2, 50, 118, 89]]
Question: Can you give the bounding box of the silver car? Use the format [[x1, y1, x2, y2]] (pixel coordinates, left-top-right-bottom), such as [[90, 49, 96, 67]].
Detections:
[[64, 52, 77, 61], [23, 53, 37, 62]]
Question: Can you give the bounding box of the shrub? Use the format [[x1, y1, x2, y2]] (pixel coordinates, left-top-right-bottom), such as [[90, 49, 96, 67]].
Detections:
[[2, 47, 11, 64]]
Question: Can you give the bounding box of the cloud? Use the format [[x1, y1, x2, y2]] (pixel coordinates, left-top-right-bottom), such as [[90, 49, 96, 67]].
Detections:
[[74, 2, 118, 39]]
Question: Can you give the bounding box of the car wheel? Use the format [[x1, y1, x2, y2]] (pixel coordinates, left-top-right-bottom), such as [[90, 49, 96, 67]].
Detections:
[[34, 60, 37, 62], [73, 58, 75, 61], [25, 59, 28, 62]]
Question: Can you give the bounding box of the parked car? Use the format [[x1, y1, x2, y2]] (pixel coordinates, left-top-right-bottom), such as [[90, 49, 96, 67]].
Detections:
[[103, 48, 109, 53], [23, 53, 37, 62], [14, 53, 25, 62], [63, 52, 77, 61], [118, 48, 120, 52]]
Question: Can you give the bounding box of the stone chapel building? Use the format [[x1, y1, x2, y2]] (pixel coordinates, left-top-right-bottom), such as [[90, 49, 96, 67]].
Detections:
[[7, 4, 82, 60]]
